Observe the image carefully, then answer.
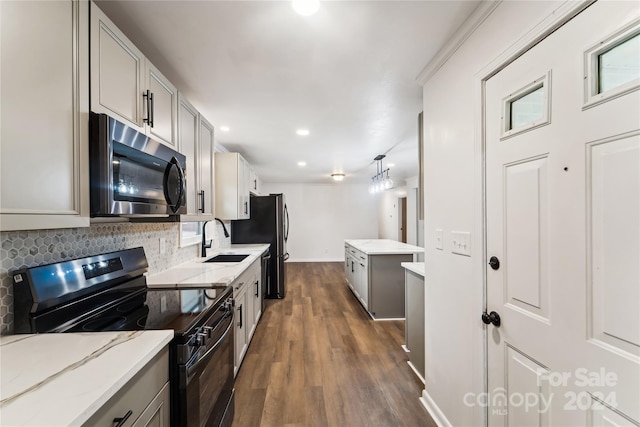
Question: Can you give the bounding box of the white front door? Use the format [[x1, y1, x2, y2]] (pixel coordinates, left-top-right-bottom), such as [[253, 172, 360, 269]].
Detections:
[[485, 1, 640, 425]]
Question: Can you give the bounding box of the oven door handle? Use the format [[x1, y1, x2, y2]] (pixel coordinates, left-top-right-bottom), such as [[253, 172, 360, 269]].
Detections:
[[184, 312, 234, 384]]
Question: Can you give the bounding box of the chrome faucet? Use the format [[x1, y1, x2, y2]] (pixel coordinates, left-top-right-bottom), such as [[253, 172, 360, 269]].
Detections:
[[201, 221, 213, 257]]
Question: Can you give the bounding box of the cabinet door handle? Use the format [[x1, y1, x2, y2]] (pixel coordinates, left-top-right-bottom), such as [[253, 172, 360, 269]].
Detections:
[[244, 201, 248, 215], [149, 92, 154, 127], [238, 304, 243, 328], [143, 90, 151, 125], [351, 261, 354, 273], [255, 280, 259, 297], [253, 179, 257, 190], [113, 410, 133, 427], [199, 190, 205, 213]]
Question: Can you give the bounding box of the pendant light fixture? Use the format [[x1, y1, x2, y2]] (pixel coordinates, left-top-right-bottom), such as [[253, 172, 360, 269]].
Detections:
[[368, 154, 393, 194]]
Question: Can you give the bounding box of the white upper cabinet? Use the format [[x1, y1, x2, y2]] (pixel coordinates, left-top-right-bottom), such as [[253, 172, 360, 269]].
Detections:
[[177, 94, 215, 221], [0, 0, 90, 231], [215, 153, 251, 220], [145, 63, 178, 147], [198, 116, 215, 217], [178, 95, 200, 216], [249, 166, 261, 195], [90, 2, 177, 147]]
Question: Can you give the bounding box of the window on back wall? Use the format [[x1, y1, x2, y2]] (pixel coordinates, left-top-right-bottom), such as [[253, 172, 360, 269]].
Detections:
[[180, 222, 202, 248]]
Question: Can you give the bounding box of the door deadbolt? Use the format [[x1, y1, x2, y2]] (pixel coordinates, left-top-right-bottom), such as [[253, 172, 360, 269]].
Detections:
[[489, 256, 500, 270], [482, 311, 501, 327]]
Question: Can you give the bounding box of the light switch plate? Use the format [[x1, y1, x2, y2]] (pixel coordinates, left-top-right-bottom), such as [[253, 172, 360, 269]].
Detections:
[[435, 229, 444, 250], [451, 231, 471, 256]]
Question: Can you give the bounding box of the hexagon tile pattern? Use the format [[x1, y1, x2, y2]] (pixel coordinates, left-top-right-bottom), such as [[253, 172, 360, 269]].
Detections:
[[0, 222, 224, 335]]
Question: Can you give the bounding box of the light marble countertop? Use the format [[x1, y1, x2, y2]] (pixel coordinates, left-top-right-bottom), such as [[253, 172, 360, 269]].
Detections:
[[402, 262, 425, 277], [0, 330, 173, 427], [345, 239, 424, 255], [146, 244, 270, 288]]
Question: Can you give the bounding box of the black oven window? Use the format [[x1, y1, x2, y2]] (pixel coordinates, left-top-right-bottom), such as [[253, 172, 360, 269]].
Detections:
[[112, 142, 166, 204]]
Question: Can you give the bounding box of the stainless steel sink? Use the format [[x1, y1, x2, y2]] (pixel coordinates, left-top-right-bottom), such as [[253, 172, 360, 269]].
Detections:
[[204, 254, 250, 263]]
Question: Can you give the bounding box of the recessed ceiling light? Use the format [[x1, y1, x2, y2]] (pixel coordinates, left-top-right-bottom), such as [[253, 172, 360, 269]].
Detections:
[[387, 163, 395, 167], [292, 0, 320, 16], [297, 161, 307, 167], [331, 173, 345, 182], [220, 126, 230, 132], [296, 129, 310, 136]]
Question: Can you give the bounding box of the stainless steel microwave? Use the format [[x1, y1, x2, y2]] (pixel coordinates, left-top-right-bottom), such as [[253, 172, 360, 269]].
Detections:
[[89, 112, 187, 217]]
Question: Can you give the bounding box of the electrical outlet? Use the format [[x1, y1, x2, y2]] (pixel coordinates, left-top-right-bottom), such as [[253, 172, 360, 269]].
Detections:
[[159, 238, 166, 254], [451, 231, 471, 256], [435, 229, 444, 250], [160, 295, 167, 313]]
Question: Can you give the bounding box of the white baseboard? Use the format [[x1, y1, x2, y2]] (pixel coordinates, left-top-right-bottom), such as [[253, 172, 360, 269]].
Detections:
[[420, 389, 452, 427], [407, 361, 425, 385], [401, 344, 410, 353]]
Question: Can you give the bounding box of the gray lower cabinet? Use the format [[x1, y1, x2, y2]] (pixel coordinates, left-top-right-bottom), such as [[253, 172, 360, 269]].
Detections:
[[84, 348, 170, 426], [344, 243, 413, 319], [405, 268, 425, 380]]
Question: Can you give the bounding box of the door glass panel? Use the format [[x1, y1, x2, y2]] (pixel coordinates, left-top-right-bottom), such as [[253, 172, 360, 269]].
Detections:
[[598, 33, 640, 93], [509, 85, 544, 130]]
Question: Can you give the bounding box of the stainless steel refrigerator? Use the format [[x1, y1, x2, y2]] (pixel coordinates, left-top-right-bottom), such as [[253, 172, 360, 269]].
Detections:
[[231, 194, 289, 298]]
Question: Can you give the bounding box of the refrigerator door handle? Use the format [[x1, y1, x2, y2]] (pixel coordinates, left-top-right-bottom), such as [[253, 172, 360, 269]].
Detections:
[[284, 205, 289, 242]]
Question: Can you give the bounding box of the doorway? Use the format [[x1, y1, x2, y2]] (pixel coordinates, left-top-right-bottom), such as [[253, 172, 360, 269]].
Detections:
[[398, 197, 407, 243]]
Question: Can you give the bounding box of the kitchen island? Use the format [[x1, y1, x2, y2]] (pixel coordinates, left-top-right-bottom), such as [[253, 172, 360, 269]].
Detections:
[[0, 330, 173, 426], [344, 239, 423, 319]]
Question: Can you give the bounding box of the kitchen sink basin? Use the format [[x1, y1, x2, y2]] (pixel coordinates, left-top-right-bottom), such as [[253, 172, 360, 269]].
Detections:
[[204, 254, 250, 263]]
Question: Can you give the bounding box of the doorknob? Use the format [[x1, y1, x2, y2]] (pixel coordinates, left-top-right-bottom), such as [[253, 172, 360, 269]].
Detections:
[[488, 256, 500, 270], [482, 310, 501, 327]]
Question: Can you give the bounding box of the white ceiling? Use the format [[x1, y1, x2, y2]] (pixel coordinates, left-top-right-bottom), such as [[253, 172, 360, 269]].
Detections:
[[95, 0, 480, 185]]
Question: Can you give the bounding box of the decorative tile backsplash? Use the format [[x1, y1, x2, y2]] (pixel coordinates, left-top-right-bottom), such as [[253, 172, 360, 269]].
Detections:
[[0, 221, 230, 335]]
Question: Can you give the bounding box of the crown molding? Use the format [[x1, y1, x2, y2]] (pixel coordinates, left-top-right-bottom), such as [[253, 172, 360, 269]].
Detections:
[[416, 0, 501, 86]]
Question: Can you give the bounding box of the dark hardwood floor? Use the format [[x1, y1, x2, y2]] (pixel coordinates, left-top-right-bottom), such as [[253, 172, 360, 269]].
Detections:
[[232, 262, 436, 427]]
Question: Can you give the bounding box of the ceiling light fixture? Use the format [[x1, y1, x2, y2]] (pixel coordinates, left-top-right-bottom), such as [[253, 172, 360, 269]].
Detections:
[[292, 0, 320, 16], [297, 161, 307, 167], [368, 154, 394, 194], [331, 173, 345, 182], [296, 129, 310, 136], [220, 126, 230, 132]]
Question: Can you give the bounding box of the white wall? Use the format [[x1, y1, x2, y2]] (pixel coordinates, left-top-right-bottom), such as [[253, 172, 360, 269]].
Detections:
[[261, 183, 378, 262], [420, 1, 563, 425], [378, 186, 407, 240]]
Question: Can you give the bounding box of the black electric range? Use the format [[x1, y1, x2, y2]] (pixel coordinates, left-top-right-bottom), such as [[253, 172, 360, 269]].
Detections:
[[11, 247, 235, 427]]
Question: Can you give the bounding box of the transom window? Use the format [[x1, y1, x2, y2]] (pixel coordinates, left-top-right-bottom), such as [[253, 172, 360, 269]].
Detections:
[[501, 72, 551, 139], [598, 33, 640, 94], [584, 21, 640, 109]]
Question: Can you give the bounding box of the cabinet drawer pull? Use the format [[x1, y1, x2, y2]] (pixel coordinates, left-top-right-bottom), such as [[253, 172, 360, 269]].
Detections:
[[238, 304, 243, 328], [113, 410, 133, 427]]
